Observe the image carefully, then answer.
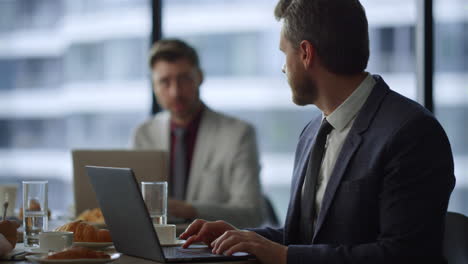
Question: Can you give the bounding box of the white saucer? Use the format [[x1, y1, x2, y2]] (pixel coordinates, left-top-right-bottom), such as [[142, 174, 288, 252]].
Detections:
[[25, 253, 120, 264], [161, 239, 185, 246], [26, 248, 55, 254]]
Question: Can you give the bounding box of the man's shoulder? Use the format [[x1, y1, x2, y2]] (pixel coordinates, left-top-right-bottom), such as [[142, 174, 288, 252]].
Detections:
[[204, 108, 254, 131], [136, 111, 170, 131], [377, 87, 438, 130], [352, 75, 439, 135]]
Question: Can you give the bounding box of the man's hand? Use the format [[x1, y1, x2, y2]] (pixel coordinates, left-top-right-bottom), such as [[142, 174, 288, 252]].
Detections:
[[0, 220, 20, 249], [168, 199, 197, 219], [180, 219, 236, 247], [210, 230, 287, 264], [180, 219, 287, 264]]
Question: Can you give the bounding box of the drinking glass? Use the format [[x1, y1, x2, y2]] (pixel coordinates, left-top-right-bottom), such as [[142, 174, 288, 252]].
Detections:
[[22, 181, 48, 247], [141, 182, 167, 225]]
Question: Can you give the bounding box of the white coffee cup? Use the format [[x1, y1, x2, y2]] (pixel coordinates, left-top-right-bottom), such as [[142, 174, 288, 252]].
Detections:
[[39, 231, 74, 252], [153, 224, 176, 245]]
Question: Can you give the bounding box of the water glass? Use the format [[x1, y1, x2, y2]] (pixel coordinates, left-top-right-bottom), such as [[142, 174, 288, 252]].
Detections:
[[141, 182, 167, 225], [23, 181, 48, 247]]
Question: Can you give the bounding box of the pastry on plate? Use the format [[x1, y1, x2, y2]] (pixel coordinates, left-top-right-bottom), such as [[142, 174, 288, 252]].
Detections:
[[45, 246, 110, 259], [76, 208, 105, 224], [55, 220, 112, 242]]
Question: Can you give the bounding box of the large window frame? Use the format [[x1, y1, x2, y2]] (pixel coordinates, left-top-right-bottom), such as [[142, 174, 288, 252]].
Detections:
[[416, 0, 434, 112], [150, 0, 162, 114]]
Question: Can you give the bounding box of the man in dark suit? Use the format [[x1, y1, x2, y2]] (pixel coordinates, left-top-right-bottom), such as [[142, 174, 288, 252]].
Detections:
[[180, 0, 456, 263]]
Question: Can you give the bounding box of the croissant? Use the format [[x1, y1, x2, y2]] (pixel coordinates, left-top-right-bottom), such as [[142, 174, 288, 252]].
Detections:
[[55, 221, 81, 233], [97, 229, 112, 242], [76, 208, 105, 223], [46, 246, 110, 259], [55, 221, 112, 242]]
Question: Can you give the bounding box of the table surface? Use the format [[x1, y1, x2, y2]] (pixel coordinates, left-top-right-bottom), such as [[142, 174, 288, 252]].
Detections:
[[4, 254, 256, 264], [6, 220, 256, 264], [3, 243, 256, 264]]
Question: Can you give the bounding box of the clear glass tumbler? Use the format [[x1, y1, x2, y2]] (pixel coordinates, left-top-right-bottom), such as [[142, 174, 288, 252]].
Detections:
[[141, 181, 167, 225], [22, 181, 48, 248]]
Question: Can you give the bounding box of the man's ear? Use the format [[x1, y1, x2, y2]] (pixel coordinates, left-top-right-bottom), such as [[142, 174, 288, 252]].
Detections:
[[197, 69, 204, 86], [299, 40, 315, 68]]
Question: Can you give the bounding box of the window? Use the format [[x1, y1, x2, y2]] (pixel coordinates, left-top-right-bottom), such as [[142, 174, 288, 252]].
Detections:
[[434, 0, 468, 215], [0, 0, 151, 215]]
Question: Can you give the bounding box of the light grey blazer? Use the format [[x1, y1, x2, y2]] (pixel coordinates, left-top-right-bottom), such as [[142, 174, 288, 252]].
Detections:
[[132, 107, 265, 228]]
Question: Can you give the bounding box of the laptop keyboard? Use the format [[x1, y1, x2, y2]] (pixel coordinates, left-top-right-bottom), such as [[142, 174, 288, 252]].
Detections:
[[163, 246, 220, 258]]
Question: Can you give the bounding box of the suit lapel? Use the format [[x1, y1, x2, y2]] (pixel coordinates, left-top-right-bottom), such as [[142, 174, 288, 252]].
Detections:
[[185, 108, 216, 201], [284, 118, 321, 245], [312, 133, 362, 242], [311, 75, 390, 242], [159, 113, 170, 150]]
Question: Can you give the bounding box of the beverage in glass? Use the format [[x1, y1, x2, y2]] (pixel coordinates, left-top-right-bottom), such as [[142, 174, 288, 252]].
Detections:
[[141, 181, 167, 225], [23, 181, 48, 247]]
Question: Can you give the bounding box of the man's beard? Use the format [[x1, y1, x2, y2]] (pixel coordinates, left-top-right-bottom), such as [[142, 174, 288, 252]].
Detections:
[[290, 75, 316, 106]]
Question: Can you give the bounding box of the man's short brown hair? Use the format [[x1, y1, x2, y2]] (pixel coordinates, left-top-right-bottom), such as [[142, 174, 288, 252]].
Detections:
[[275, 0, 369, 75], [148, 39, 200, 69]]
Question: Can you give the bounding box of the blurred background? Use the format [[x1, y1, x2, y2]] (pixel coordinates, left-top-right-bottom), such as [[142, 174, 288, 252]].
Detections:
[[0, 0, 466, 223]]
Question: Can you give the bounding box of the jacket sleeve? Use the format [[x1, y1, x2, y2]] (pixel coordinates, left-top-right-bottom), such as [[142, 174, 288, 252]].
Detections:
[[286, 115, 455, 264], [191, 124, 265, 228], [246, 227, 285, 244]]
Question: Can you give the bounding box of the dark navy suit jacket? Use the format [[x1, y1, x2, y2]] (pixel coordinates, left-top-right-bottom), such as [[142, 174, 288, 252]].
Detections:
[[250, 76, 455, 263]]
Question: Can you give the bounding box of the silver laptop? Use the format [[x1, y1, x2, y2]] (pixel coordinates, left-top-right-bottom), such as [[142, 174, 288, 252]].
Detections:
[[86, 166, 253, 263], [72, 150, 168, 216]]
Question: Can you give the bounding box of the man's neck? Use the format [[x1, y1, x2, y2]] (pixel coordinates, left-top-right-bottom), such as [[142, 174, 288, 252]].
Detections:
[[314, 71, 368, 116], [171, 103, 204, 127]]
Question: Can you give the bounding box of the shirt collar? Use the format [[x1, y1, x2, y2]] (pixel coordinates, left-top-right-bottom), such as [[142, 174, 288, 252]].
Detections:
[[325, 73, 376, 132], [170, 105, 205, 132]]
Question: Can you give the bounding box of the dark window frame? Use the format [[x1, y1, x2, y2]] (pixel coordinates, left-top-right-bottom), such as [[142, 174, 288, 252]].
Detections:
[[150, 0, 162, 114], [416, 0, 434, 112]]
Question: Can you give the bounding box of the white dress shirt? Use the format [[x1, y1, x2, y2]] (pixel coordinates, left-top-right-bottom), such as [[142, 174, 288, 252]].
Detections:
[[313, 73, 376, 223]]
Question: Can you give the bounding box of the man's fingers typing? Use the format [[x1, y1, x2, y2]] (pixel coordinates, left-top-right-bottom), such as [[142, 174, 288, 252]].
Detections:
[[224, 242, 251, 256], [179, 219, 206, 239], [182, 235, 199, 248], [213, 233, 239, 254]]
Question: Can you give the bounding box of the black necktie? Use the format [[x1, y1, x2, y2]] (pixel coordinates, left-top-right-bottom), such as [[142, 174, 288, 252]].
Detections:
[[300, 119, 333, 243], [172, 128, 187, 200]]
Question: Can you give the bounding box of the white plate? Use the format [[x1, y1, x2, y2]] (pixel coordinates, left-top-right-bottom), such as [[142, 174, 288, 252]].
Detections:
[[25, 253, 120, 264], [26, 248, 54, 254], [161, 239, 185, 247], [72, 242, 113, 250]]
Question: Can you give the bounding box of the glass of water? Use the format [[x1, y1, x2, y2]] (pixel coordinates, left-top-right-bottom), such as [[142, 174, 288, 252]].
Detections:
[[141, 182, 167, 225], [22, 181, 48, 248]]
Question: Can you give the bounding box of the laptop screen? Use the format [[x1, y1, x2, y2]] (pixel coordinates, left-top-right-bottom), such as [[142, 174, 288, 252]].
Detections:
[[86, 166, 166, 262]]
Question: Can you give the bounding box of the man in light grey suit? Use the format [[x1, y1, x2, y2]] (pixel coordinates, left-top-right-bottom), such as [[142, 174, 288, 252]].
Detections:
[[132, 39, 264, 228]]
